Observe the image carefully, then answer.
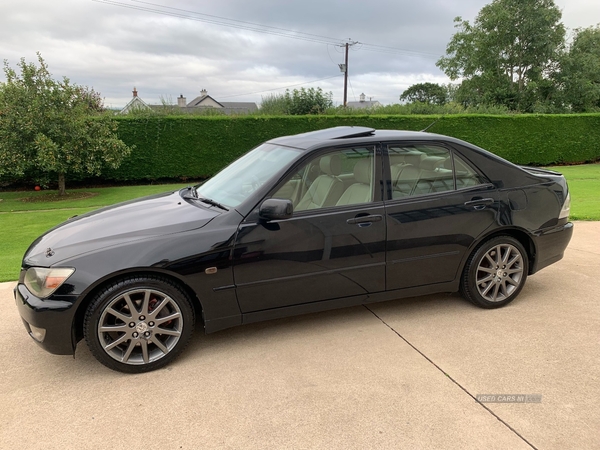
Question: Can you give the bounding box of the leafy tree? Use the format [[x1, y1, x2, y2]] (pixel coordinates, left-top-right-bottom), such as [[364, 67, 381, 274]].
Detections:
[[437, 0, 565, 111], [400, 83, 448, 105], [0, 54, 131, 194], [560, 26, 600, 112], [259, 87, 333, 115]]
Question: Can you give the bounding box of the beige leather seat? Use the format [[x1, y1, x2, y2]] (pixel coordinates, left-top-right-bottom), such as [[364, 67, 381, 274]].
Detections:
[[296, 154, 345, 210], [390, 152, 425, 198], [336, 158, 372, 206]]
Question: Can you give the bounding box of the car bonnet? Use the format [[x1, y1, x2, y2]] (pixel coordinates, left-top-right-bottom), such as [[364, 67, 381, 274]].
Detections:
[[23, 190, 221, 266]]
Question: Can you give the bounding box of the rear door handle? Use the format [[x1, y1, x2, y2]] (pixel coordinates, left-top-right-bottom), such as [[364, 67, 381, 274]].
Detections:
[[346, 214, 383, 225], [464, 198, 494, 210]]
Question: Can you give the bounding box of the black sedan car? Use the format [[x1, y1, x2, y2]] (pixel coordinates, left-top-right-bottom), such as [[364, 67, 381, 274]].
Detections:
[[15, 127, 573, 373]]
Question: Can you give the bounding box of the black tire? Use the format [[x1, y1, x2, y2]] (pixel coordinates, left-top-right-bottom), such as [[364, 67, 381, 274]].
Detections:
[[461, 236, 529, 309], [83, 276, 195, 373]]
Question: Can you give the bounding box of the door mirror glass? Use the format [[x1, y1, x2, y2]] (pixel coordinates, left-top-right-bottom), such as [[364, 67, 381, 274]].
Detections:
[[259, 198, 293, 221]]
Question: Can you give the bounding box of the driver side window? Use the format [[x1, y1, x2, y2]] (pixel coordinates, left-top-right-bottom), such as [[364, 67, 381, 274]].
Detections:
[[273, 147, 375, 212]]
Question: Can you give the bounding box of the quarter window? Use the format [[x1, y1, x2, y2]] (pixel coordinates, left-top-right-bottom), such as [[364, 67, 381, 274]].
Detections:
[[453, 154, 485, 189]]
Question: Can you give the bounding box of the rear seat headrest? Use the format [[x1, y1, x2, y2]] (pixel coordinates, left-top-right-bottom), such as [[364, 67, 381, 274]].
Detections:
[[403, 152, 426, 166], [419, 156, 445, 171]]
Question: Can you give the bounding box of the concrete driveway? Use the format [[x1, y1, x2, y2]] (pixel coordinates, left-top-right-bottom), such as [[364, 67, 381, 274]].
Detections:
[[1, 222, 598, 449]]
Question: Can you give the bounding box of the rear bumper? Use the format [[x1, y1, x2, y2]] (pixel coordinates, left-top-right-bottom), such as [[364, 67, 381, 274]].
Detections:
[[14, 284, 77, 355], [531, 222, 574, 274]]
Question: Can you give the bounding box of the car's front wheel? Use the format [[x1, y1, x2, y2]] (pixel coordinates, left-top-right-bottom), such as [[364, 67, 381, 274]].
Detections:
[[461, 236, 529, 308], [83, 276, 195, 373]]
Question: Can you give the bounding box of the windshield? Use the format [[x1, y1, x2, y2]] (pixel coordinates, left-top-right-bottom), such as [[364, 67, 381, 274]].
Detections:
[[197, 143, 302, 208]]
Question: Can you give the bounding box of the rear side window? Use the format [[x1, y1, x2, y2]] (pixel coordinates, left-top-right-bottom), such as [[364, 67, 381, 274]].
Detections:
[[387, 144, 485, 199]]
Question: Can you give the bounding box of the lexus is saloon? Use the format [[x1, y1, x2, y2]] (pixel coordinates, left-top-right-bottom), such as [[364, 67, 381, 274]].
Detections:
[[15, 127, 573, 373]]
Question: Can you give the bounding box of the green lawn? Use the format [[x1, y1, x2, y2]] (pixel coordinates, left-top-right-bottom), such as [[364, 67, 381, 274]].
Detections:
[[0, 183, 191, 282], [0, 184, 192, 212], [0, 165, 598, 282], [547, 164, 600, 221]]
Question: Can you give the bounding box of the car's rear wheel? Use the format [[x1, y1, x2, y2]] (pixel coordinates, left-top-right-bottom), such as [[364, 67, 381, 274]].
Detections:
[[461, 236, 528, 308], [83, 276, 195, 373]]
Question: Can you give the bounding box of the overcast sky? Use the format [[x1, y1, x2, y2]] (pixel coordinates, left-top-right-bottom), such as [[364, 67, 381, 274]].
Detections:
[[1, 0, 598, 108]]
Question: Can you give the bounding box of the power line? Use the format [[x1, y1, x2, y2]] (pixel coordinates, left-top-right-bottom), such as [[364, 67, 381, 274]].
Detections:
[[92, 0, 342, 46], [360, 42, 439, 59], [92, 0, 439, 59], [216, 74, 342, 99], [92, 0, 442, 104], [130, 0, 343, 44]]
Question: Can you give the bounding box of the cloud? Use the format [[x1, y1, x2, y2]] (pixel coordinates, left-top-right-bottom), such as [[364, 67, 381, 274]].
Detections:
[[1, 0, 598, 108]]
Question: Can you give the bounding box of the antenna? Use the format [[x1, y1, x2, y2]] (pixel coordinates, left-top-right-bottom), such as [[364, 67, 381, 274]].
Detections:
[[420, 116, 444, 133]]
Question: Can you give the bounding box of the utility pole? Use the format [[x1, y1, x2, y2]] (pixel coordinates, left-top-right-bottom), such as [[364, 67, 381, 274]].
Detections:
[[343, 42, 349, 107], [338, 40, 358, 107]]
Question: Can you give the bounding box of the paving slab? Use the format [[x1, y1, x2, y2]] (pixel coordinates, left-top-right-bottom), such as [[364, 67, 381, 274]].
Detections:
[[369, 221, 600, 449], [1, 221, 597, 449]]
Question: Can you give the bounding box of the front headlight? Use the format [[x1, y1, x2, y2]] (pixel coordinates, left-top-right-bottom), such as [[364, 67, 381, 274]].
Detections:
[[24, 267, 75, 298]]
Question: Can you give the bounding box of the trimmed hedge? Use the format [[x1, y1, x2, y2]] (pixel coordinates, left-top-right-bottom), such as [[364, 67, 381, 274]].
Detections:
[[105, 114, 600, 181]]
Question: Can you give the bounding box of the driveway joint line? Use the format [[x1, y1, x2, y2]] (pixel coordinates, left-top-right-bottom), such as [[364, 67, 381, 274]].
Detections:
[[363, 304, 538, 450], [567, 247, 600, 256]]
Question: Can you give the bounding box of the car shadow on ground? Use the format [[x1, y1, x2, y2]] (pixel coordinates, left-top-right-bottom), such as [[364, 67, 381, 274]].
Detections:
[[68, 292, 463, 373]]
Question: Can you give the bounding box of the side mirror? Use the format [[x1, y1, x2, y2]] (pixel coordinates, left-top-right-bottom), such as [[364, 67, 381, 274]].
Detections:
[[259, 198, 293, 221]]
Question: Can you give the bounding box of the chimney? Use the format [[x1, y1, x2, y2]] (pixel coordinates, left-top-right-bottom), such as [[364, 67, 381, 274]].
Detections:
[[177, 94, 187, 107], [200, 89, 208, 97], [359, 93, 366, 103], [133, 87, 138, 98]]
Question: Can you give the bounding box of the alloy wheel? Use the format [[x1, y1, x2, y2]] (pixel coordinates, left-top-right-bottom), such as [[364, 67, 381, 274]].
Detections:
[[475, 243, 524, 302]]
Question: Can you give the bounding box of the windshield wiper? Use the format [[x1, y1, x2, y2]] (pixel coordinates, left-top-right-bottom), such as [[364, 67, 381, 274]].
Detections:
[[181, 186, 197, 200], [182, 186, 229, 211], [197, 197, 229, 211]]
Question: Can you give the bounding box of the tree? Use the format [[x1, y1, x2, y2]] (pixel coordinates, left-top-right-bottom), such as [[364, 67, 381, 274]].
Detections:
[[259, 87, 333, 115], [436, 0, 565, 111], [400, 83, 448, 105], [0, 54, 131, 194], [560, 26, 600, 112]]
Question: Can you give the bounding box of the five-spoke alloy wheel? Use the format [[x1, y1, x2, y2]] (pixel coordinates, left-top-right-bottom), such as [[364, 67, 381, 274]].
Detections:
[[461, 236, 529, 308], [84, 276, 195, 373]]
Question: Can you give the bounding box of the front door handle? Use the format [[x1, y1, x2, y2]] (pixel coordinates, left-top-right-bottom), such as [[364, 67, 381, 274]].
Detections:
[[464, 198, 494, 210], [346, 214, 383, 225]]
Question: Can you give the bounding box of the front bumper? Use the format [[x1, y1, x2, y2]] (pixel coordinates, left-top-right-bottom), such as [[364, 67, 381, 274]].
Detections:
[[531, 221, 574, 274], [14, 284, 78, 355]]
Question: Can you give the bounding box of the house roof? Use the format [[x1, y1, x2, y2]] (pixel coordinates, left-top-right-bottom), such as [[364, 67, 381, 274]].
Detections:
[[187, 94, 224, 108], [119, 89, 258, 115], [220, 102, 258, 112], [119, 96, 150, 114]]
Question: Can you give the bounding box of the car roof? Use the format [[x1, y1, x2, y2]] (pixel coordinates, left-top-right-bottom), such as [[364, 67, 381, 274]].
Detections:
[[267, 126, 451, 150]]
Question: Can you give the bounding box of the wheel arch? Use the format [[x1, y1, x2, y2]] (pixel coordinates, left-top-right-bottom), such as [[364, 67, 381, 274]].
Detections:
[[72, 268, 205, 345], [459, 227, 537, 281]]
